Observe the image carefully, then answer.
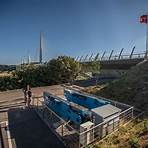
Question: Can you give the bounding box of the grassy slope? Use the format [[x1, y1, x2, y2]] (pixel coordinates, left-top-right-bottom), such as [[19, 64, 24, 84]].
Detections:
[[0, 71, 12, 77], [95, 119, 148, 148], [86, 60, 148, 114], [84, 60, 148, 147]]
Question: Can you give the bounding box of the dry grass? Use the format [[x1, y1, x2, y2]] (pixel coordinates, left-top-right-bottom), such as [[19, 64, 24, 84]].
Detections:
[[92, 119, 148, 148], [0, 71, 12, 77]]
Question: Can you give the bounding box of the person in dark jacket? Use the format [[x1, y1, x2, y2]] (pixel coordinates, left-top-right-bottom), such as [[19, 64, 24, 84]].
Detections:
[[22, 87, 27, 106], [27, 85, 32, 107]]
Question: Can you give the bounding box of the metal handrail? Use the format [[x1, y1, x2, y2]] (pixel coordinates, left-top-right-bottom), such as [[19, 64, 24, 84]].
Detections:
[[82, 52, 146, 62]]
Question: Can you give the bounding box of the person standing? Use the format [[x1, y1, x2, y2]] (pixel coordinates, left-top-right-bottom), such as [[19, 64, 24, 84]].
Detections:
[[27, 85, 32, 107], [22, 87, 27, 106]]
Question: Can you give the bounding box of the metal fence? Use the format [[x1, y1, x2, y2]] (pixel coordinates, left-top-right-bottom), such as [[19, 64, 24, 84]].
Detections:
[[100, 53, 145, 61], [81, 52, 146, 62], [33, 97, 79, 148], [79, 106, 133, 148], [32, 96, 134, 148]]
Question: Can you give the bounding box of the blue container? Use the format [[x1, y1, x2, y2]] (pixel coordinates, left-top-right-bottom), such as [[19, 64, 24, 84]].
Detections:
[[43, 92, 89, 125], [64, 89, 110, 109]]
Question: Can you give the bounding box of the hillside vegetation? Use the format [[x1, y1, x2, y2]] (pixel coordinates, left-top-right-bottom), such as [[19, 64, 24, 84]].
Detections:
[[86, 60, 148, 114], [94, 119, 148, 147], [84, 60, 148, 147], [0, 56, 81, 91], [0, 56, 100, 91]]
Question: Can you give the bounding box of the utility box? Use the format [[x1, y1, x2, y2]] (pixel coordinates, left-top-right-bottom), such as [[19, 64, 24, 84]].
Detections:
[[80, 121, 94, 146], [91, 104, 121, 138]]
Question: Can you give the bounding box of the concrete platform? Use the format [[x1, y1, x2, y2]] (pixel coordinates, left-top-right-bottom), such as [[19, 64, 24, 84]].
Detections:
[[7, 108, 65, 148], [0, 85, 67, 148]]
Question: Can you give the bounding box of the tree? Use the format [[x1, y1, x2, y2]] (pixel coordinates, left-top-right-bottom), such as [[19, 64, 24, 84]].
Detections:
[[81, 61, 100, 75], [80, 61, 100, 85], [47, 56, 81, 84], [14, 64, 39, 87], [0, 56, 81, 91]]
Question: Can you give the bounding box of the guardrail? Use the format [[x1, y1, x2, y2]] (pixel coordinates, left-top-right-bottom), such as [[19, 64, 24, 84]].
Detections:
[[79, 51, 146, 62]]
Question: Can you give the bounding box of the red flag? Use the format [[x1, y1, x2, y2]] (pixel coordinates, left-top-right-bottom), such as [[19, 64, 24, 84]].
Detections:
[[140, 15, 148, 23]]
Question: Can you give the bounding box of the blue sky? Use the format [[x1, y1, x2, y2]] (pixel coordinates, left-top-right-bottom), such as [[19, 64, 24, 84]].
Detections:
[[0, 0, 148, 64]]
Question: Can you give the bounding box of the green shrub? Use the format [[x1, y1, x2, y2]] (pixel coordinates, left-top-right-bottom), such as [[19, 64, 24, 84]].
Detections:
[[93, 145, 101, 148], [112, 135, 120, 144], [144, 119, 148, 132], [0, 56, 82, 91], [129, 136, 139, 148]]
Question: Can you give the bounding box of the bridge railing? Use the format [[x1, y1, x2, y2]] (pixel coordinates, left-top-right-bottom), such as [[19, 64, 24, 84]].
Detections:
[[79, 52, 146, 62]]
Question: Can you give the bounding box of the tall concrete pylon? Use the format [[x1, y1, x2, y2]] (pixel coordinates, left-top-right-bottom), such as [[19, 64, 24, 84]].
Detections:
[[39, 32, 43, 63], [28, 55, 31, 64]]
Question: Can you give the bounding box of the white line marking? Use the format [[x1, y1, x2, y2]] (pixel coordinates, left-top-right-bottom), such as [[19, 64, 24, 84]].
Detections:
[[0, 121, 7, 124], [5, 121, 13, 148]]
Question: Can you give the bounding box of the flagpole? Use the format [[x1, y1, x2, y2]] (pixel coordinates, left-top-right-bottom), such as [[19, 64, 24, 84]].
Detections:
[[146, 14, 148, 59]]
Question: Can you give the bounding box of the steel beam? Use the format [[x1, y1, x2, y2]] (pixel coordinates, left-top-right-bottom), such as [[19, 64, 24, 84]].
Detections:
[[101, 51, 106, 61], [94, 53, 99, 61], [118, 48, 124, 59], [109, 50, 114, 60], [89, 53, 93, 61], [75, 56, 79, 61], [79, 55, 83, 62], [129, 46, 135, 59], [83, 54, 88, 62]]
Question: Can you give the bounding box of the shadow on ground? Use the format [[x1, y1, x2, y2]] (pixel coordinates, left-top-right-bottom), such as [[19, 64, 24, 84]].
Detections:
[[8, 107, 65, 148]]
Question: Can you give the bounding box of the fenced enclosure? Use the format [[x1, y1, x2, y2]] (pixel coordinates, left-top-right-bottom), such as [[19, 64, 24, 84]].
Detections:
[[32, 95, 134, 148], [33, 97, 80, 148]]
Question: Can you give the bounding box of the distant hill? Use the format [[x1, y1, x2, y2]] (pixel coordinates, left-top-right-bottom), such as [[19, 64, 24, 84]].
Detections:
[[0, 65, 16, 72]]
